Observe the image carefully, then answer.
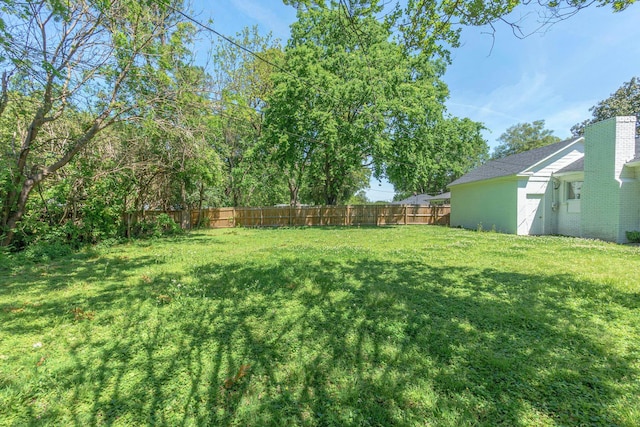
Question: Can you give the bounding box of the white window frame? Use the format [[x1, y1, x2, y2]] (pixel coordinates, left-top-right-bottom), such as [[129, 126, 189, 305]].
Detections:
[[566, 181, 583, 201]]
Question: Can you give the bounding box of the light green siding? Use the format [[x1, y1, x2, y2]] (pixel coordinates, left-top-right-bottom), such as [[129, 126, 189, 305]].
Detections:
[[450, 178, 518, 233], [619, 167, 640, 241]]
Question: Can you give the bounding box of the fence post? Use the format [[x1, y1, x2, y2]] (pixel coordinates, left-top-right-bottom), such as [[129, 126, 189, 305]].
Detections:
[[180, 209, 190, 230]]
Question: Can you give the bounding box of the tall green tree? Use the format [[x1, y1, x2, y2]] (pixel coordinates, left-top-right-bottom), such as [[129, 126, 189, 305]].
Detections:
[[264, 5, 392, 205], [0, 0, 204, 246], [265, 3, 487, 204], [210, 27, 288, 207], [491, 120, 561, 159], [571, 76, 640, 136], [386, 118, 487, 195], [285, 0, 636, 57]]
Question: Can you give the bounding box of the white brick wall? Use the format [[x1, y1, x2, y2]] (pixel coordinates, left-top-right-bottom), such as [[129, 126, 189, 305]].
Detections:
[[558, 210, 581, 237], [581, 116, 638, 242]]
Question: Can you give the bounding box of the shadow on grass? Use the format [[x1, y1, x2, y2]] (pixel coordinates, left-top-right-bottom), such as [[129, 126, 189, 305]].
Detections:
[[4, 255, 639, 426]]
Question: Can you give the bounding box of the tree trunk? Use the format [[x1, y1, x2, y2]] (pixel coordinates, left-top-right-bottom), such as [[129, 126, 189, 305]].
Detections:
[[288, 181, 299, 206], [180, 181, 189, 229], [326, 194, 337, 206], [197, 182, 205, 227], [1, 178, 37, 247]]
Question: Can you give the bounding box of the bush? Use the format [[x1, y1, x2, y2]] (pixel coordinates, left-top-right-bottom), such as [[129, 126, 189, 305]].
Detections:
[[23, 241, 73, 262], [0, 246, 12, 271], [626, 230, 640, 243], [132, 213, 183, 238]]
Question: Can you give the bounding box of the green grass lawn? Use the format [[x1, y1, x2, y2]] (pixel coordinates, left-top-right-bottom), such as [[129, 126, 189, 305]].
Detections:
[[1, 226, 639, 426]]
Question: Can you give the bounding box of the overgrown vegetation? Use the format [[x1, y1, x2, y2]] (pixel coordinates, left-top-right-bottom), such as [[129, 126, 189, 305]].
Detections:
[[626, 230, 640, 243], [1, 227, 639, 425], [0, 1, 491, 249]]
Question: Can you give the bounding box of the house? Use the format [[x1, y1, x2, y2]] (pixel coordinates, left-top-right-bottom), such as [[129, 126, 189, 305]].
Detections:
[[392, 193, 434, 205], [392, 192, 451, 206], [429, 192, 451, 205], [448, 116, 640, 243]]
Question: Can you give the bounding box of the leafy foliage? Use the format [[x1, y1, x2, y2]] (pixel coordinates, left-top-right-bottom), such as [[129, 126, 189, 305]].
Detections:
[[264, 4, 487, 204], [264, 6, 393, 205], [0, 1, 228, 248], [0, 0, 211, 247], [285, 0, 637, 59], [131, 213, 183, 238], [210, 27, 289, 207], [571, 76, 640, 136], [626, 230, 640, 243], [386, 117, 488, 195], [492, 120, 561, 159]]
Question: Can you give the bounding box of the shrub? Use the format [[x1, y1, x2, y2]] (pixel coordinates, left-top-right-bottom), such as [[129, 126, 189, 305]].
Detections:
[[23, 241, 73, 262], [626, 230, 640, 243], [132, 213, 183, 238], [0, 246, 12, 271]]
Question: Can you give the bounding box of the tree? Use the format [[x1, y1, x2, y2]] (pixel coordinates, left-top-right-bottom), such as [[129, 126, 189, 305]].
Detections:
[[491, 120, 561, 159], [385, 118, 488, 195], [210, 27, 288, 207], [0, 0, 200, 247], [264, 4, 394, 205], [265, 3, 488, 205], [285, 1, 636, 59], [571, 76, 640, 136]]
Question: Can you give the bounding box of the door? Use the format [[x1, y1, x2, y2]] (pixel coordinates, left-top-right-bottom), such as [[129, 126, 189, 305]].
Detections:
[[525, 194, 544, 235]]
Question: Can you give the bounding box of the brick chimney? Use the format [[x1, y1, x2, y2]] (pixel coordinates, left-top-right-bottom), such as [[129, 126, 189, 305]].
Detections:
[[581, 116, 638, 242]]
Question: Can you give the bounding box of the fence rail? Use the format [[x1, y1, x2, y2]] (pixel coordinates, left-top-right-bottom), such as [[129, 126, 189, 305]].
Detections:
[[130, 204, 450, 230]]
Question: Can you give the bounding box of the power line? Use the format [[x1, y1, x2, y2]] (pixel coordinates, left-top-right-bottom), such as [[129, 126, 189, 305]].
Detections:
[[168, 4, 517, 191], [167, 3, 346, 109], [169, 5, 287, 76]]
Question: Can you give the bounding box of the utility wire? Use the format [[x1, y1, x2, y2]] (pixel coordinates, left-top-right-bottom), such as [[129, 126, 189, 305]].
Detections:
[[168, 4, 532, 187], [167, 3, 345, 108]]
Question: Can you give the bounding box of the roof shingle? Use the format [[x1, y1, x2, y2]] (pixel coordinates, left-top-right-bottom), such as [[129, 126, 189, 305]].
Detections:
[[556, 157, 584, 174], [449, 137, 582, 187]]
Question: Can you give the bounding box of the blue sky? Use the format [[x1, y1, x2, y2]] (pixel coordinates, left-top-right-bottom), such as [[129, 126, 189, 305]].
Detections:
[[192, 1, 640, 201]]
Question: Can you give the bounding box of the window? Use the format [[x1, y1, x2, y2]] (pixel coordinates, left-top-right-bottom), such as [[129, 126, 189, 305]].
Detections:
[[567, 181, 583, 200]]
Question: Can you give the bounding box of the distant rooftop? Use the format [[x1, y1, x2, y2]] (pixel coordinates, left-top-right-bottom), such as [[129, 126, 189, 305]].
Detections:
[[392, 193, 433, 205]]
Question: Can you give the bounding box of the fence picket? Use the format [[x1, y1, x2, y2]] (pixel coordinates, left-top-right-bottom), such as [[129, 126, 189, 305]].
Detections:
[[130, 205, 450, 229]]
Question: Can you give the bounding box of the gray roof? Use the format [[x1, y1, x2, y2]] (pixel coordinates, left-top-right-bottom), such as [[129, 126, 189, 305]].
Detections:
[[430, 192, 450, 200], [392, 193, 433, 204], [556, 157, 584, 174], [449, 137, 582, 187]]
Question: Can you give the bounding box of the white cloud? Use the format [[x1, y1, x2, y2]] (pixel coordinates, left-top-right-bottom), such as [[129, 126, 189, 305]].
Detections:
[[447, 101, 525, 123], [544, 101, 595, 138], [447, 72, 568, 148]]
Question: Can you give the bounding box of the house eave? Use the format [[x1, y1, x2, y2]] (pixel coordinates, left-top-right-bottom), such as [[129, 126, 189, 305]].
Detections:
[[521, 136, 584, 174], [552, 171, 585, 178], [515, 173, 533, 179], [448, 174, 520, 188]]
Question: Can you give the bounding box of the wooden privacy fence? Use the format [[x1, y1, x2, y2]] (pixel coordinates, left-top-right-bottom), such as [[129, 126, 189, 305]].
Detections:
[[133, 204, 450, 229]]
